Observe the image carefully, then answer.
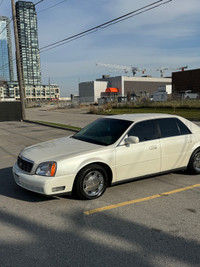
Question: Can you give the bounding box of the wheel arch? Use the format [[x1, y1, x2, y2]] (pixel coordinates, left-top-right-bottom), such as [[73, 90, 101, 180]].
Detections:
[[188, 145, 200, 161], [72, 162, 113, 192], [187, 146, 200, 174]]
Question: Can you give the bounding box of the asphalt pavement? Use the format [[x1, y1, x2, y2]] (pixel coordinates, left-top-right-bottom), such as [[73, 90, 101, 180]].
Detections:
[[25, 106, 103, 128], [0, 108, 200, 266]]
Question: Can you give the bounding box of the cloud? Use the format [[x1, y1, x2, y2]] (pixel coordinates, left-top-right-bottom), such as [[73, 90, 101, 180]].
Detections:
[[1, 0, 200, 96]]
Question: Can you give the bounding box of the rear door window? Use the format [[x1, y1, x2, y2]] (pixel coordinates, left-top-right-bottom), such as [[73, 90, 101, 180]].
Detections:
[[176, 119, 191, 135], [158, 118, 191, 138]]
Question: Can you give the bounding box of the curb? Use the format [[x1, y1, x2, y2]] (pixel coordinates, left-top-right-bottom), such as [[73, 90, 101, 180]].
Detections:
[[24, 120, 80, 133]]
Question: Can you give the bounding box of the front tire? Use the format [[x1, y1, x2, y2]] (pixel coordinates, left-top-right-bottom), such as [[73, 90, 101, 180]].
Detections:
[[187, 148, 200, 174], [74, 164, 108, 200]]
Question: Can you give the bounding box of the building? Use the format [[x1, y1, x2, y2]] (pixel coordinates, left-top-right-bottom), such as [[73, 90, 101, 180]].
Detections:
[[0, 16, 14, 81], [15, 0, 41, 85], [172, 68, 200, 94], [97, 76, 172, 96], [0, 80, 8, 100], [79, 81, 108, 103], [0, 81, 60, 101], [79, 75, 172, 103], [12, 83, 60, 101]]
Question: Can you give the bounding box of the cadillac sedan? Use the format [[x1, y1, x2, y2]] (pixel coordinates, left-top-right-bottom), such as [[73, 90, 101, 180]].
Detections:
[[13, 114, 200, 200]]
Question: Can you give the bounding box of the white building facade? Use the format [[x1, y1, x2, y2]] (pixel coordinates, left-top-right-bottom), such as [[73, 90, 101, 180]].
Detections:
[[0, 82, 60, 101], [79, 75, 172, 103]]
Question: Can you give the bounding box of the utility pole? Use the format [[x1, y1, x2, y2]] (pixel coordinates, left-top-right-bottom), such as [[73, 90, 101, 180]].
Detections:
[[11, 0, 26, 120]]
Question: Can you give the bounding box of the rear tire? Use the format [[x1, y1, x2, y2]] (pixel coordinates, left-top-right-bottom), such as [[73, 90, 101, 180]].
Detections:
[[74, 164, 108, 200], [187, 148, 200, 174]]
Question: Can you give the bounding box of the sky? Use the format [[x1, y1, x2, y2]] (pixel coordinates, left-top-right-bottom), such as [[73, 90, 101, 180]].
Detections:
[[1, 0, 200, 96]]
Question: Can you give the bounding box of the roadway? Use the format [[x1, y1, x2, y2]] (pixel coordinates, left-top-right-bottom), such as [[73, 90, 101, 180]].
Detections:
[[25, 106, 104, 128], [0, 109, 200, 266]]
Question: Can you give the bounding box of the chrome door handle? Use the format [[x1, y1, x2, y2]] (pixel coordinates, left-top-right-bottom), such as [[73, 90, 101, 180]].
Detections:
[[149, 145, 157, 150]]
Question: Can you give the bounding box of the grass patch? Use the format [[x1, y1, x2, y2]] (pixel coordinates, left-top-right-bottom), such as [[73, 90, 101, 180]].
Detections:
[[90, 101, 200, 120]]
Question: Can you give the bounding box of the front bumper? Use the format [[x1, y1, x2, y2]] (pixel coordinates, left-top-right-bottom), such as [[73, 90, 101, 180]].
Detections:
[[13, 163, 75, 195]]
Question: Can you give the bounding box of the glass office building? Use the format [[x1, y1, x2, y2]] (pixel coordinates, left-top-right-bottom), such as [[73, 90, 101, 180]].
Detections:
[[0, 16, 14, 82], [16, 1, 41, 85]]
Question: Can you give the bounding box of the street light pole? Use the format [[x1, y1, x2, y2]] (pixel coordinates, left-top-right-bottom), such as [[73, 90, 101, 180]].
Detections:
[[11, 0, 26, 120]]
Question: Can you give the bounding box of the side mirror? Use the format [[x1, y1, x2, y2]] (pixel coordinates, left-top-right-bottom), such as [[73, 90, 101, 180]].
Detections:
[[124, 136, 139, 145]]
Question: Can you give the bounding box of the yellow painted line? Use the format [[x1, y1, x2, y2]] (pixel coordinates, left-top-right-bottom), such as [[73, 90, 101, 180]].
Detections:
[[84, 183, 200, 215]]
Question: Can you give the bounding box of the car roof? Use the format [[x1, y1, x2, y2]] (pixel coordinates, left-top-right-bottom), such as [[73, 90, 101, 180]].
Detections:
[[102, 113, 200, 134], [105, 113, 177, 122]]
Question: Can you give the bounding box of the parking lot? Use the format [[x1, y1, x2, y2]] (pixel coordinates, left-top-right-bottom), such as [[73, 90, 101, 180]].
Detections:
[[0, 119, 200, 266]]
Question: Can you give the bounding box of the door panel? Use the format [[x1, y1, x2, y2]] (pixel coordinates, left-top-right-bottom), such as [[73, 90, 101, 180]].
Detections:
[[115, 139, 161, 182], [160, 135, 193, 171], [157, 118, 193, 171]]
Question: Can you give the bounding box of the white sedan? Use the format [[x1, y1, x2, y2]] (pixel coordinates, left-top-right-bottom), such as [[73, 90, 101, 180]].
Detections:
[[13, 113, 200, 200]]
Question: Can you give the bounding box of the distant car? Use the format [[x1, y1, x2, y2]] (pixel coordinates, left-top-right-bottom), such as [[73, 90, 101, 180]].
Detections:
[[13, 114, 200, 200]]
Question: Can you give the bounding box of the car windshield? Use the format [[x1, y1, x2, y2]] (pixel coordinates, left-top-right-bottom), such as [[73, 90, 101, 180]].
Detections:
[[72, 118, 133, 146]]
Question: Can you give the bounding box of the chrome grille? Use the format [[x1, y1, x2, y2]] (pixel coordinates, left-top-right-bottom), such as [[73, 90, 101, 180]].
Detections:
[[17, 156, 34, 173]]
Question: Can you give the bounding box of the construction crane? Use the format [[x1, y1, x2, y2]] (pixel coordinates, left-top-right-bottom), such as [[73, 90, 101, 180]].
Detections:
[[96, 63, 146, 76], [96, 63, 188, 77], [151, 66, 188, 77]]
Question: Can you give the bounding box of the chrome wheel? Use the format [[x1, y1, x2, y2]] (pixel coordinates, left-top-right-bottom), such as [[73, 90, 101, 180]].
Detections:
[[187, 148, 200, 174], [74, 164, 108, 200], [193, 151, 200, 173], [83, 170, 104, 197]]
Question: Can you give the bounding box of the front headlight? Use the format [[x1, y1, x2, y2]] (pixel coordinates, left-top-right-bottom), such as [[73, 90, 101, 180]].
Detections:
[[35, 162, 57, 177]]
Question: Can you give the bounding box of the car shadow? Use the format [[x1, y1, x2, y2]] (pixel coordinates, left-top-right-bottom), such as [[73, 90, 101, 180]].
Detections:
[[0, 166, 73, 202], [1, 166, 196, 203]]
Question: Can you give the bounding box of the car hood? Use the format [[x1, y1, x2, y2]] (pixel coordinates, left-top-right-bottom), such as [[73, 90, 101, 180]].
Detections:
[[20, 136, 103, 164]]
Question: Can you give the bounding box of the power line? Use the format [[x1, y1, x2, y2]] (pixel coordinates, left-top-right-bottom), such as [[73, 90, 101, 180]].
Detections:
[[35, 0, 44, 5], [0, 0, 44, 72], [40, 0, 172, 53], [0, 18, 13, 37], [0, 58, 16, 71], [38, 0, 68, 14], [0, 0, 43, 37], [1, 0, 172, 72], [102, 0, 172, 28]]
